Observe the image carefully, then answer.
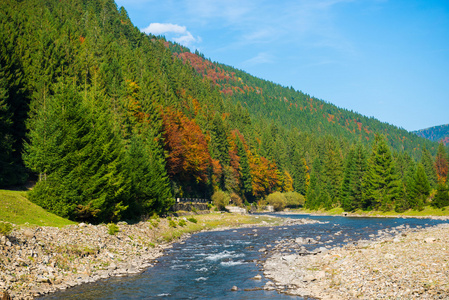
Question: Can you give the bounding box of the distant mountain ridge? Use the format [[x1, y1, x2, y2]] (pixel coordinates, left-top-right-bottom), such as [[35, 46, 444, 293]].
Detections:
[[413, 124, 449, 145]]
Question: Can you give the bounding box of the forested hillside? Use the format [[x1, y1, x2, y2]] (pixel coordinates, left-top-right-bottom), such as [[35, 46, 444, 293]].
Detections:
[[414, 124, 449, 146], [1, 0, 448, 223]]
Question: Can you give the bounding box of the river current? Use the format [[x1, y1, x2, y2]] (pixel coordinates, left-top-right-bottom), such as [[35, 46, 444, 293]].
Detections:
[[41, 214, 448, 299]]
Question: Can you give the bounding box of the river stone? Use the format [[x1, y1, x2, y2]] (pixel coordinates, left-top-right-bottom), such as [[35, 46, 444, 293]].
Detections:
[[384, 253, 395, 259], [231, 286, 238, 291], [253, 274, 262, 280], [23, 229, 34, 238], [424, 237, 436, 243]]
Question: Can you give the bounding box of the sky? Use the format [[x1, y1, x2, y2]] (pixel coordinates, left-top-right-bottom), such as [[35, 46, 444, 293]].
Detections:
[[115, 0, 449, 132]]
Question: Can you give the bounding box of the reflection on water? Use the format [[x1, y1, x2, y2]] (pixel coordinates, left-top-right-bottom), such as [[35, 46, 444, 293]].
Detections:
[[41, 214, 448, 299]]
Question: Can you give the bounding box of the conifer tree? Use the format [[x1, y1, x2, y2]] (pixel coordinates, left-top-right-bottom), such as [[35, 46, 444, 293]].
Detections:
[[420, 147, 437, 188], [413, 163, 430, 209], [305, 158, 323, 209], [341, 143, 367, 211], [433, 182, 449, 208], [24, 81, 130, 222], [210, 113, 230, 166], [362, 135, 401, 211], [236, 137, 252, 197]]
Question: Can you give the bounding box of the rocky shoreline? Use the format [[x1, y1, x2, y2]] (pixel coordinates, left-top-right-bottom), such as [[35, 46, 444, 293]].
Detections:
[[263, 223, 449, 299], [0, 221, 175, 300], [0, 213, 314, 299]]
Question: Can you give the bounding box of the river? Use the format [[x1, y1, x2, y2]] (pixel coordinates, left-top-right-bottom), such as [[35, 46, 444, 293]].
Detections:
[[40, 214, 448, 299]]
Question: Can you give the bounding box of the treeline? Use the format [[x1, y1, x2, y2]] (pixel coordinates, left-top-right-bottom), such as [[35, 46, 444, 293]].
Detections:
[[307, 136, 449, 212], [0, 0, 448, 224], [414, 124, 449, 146]]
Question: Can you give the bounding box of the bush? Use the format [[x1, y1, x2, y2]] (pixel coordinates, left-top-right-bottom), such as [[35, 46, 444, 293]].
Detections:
[[284, 192, 305, 208], [187, 217, 198, 223], [108, 223, 119, 235], [230, 192, 243, 207], [169, 219, 177, 228], [178, 219, 187, 227], [212, 190, 230, 211], [266, 192, 286, 211], [0, 222, 13, 236]]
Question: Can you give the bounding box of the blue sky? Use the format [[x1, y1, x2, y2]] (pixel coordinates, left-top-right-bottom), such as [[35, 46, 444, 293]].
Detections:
[[115, 0, 449, 132]]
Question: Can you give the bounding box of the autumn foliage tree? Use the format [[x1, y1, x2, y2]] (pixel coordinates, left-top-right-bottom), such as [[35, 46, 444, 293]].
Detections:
[[435, 142, 448, 184], [161, 107, 212, 194]]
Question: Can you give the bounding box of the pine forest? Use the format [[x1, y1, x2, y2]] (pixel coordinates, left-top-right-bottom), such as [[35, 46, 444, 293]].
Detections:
[[1, 0, 449, 223]]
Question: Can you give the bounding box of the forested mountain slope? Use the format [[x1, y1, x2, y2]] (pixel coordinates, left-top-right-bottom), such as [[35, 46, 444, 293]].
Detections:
[[414, 124, 449, 145], [171, 47, 437, 156], [0, 0, 447, 223]]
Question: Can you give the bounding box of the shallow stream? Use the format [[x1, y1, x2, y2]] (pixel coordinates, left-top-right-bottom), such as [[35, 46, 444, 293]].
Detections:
[[41, 214, 448, 299]]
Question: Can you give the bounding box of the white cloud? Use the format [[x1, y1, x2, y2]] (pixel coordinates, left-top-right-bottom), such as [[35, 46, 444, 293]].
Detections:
[[141, 22, 200, 48], [141, 23, 187, 35]]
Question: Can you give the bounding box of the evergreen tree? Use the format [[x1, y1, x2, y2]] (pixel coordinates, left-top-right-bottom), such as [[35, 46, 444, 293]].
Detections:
[[362, 135, 401, 211], [432, 183, 449, 209], [24, 81, 130, 222], [420, 146, 437, 188], [341, 143, 367, 211], [305, 158, 323, 209], [210, 113, 230, 166], [341, 146, 355, 211], [413, 163, 430, 209], [236, 137, 252, 198], [124, 136, 173, 217], [323, 138, 343, 207]]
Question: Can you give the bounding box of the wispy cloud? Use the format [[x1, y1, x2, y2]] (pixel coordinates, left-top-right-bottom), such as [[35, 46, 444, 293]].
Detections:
[[242, 52, 275, 66], [141, 22, 201, 48]]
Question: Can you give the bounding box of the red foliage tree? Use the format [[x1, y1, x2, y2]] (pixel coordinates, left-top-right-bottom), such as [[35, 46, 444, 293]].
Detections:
[[161, 107, 211, 183], [435, 142, 448, 183]]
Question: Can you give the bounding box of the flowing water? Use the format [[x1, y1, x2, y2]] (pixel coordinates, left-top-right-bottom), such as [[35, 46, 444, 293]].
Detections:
[[41, 214, 448, 299]]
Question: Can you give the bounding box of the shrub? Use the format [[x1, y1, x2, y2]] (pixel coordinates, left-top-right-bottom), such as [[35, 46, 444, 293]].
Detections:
[[266, 192, 287, 211], [187, 217, 198, 223], [230, 192, 243, 207], [0, 222, 13, 236], [284, 192, 305, 208], [169, 219, 177, 228], [211, 190, 230, 211], [178, 219, 187, 227], [108, 223, 119, 235]]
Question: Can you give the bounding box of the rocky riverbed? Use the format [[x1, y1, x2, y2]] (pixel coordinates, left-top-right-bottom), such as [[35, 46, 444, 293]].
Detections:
[[0, 221, 173, 300], [263, 223, 449, 299], [0, 213, 320, 300]]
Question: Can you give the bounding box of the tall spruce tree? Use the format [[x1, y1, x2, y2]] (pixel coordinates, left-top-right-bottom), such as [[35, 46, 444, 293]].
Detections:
[[421, 146, 437, 188], [362, 135, 401, 211], [413, 163, 430, 209], [341, 143, 367, 211], [24, 81, 130, 222]]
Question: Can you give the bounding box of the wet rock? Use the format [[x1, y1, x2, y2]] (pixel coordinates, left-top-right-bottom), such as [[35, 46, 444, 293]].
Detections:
[[231, 286, 238, 291], [252, 274, 262, 280]]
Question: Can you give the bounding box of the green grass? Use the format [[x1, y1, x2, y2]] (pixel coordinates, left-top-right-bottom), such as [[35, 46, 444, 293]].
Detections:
[[0, 189, 76, 227]]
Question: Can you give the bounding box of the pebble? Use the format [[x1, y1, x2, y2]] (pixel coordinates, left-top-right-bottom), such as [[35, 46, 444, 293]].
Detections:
[[263, 223, 449, 299], [0, 222, 172, 299]]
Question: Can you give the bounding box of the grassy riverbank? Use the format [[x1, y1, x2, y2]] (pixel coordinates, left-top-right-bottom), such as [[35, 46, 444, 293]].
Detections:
[[293, 206, 449, 218], [0, 189, 76, 227], [0, 189, 282, 235]]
